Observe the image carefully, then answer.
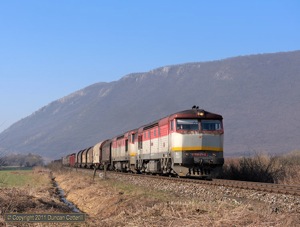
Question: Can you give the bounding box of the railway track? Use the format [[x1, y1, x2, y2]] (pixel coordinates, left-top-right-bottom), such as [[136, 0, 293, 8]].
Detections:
[[71, 167, 300, 196]]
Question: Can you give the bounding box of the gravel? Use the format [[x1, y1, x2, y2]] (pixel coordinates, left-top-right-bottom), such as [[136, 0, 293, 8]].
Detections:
[[106, 172, 300, 214]]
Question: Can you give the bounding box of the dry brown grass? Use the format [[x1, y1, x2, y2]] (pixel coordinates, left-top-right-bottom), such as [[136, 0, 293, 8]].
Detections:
[[278, 150, 300, 185], [53, 169, 300, 226], [0, 167, 75, 227]]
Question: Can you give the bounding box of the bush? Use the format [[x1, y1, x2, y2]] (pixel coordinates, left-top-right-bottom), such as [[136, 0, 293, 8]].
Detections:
[[219, 154, 285, 183]]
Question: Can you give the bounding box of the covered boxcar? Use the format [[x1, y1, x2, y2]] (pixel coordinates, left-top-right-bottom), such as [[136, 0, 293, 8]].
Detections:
[[69, 153, 76, 167], [81, 148, 89, 168], [101, 140, 112, 170], [77, 149, 84, 168], [93, 140, 110, 169], [92, 142, 102, 169], [86, 147, 94, 168]]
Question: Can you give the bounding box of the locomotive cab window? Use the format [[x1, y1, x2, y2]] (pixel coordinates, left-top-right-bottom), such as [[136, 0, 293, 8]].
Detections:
[[201, 120, 222, 131], [176, 119, 199, 131]]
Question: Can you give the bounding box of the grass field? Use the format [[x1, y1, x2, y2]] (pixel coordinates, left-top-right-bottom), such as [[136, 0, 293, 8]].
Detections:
[[0, 167, 49, 188], [0, 166, 33, 171]]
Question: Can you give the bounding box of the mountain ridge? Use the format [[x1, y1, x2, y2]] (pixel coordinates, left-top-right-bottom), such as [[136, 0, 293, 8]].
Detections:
[[1, 50, 300, 159]]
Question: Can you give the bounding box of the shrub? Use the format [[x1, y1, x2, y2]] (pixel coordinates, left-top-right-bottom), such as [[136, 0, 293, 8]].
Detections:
[[219, 153, 285, 183]]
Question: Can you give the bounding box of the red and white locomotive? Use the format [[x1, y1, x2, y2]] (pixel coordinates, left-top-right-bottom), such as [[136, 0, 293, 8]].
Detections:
[[64, 107, 224, 178]]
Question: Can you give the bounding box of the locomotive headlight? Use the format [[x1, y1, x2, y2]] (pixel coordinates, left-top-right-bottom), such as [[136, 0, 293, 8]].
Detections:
[[198, 112, 204, 116]]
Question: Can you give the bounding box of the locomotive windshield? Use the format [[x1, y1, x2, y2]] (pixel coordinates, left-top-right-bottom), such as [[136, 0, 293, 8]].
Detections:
[[201, 120, 222, 131], [176, 119, 222, 131], [176, 119, 199, 130]]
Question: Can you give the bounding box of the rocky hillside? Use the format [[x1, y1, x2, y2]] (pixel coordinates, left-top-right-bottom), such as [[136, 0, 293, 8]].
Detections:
[[0, 51, 299, 159]]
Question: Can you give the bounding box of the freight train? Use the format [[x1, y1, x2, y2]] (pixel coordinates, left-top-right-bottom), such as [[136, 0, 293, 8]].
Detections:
[[61, 107, 224, 178]]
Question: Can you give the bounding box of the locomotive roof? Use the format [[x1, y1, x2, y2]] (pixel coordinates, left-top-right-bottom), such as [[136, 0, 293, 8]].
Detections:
[[169, 109, 223, 120], [140, 108, 223, 132]]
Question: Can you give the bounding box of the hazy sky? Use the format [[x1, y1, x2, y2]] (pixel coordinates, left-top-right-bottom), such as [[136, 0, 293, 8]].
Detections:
[[0, 0, 299, 132]]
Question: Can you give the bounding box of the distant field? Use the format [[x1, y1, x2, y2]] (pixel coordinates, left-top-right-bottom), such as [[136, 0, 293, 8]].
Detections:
[[0, 167, 49, 187], [0, 166, 33, 171]]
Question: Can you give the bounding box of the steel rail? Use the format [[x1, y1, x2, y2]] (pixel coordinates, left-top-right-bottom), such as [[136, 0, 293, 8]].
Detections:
[[68, 167, 300, 196]]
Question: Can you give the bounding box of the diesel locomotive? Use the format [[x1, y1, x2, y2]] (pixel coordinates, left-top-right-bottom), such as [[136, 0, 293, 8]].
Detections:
[[62, 107, 224, 178]]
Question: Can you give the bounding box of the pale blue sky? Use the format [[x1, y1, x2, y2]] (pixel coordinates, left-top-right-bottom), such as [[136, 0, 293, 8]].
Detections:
[[0, 0, 299, 132]]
